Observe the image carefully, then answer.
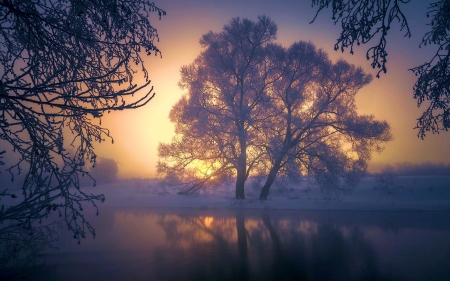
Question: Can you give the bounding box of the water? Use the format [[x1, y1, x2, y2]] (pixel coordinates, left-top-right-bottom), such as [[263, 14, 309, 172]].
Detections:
[[2, 208, 450, 281]]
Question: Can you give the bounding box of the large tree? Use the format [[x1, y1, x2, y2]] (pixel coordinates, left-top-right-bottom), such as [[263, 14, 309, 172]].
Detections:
[[0, 0, 165, 252], [259, 42, 392, 199], [159, 16, 280, 199], [310, 0, 450, 138], [159, 16, 391, 200]]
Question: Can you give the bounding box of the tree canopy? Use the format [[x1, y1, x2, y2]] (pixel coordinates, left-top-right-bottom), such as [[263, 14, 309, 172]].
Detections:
[[0, 0, 165, 258], [310, 0, 450, 138], [158, 16, 392, 200]]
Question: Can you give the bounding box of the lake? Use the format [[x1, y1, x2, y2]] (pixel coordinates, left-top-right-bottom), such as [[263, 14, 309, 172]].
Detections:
[[2, 208, 450, 281]]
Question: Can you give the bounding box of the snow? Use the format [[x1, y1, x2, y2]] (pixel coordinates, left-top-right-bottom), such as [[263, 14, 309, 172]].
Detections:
[[80, 176, 450, 212]]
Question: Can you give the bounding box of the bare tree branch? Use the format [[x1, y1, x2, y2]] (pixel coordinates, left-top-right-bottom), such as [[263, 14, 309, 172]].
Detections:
[[0, 0, 166, 259]]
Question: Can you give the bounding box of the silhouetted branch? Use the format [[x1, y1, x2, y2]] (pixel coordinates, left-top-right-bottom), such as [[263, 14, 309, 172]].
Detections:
[[311, 0, 450, 137], [0, 0, 166, 261]]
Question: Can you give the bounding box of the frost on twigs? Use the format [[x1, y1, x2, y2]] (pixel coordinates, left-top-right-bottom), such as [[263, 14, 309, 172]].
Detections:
[[0, 0, 165, 262], [310, 0, 411, 78], [158, 16, 391, 201], [311, 0, 450, 137]]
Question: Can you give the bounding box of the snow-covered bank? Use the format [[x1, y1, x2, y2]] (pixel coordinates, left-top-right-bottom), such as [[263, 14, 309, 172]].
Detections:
[[81, 176, 450, 212]]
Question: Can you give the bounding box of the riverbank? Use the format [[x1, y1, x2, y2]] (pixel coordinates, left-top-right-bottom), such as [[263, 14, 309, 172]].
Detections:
[[83, 176, 450, 212]]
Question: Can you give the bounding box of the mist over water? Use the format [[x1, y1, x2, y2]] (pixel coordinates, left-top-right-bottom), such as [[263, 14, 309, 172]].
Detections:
[[3, 208, 450, 281], [1, 2, 449, 281]]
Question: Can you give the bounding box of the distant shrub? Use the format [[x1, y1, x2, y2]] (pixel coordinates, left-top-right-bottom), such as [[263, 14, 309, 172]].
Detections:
[[89, 157, 119, 185], [373, 170, 402, 202]]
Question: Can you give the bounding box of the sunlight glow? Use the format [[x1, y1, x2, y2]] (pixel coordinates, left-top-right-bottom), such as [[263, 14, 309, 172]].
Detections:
[[89, 0, 450, 178], [203, 216, 214, 228]]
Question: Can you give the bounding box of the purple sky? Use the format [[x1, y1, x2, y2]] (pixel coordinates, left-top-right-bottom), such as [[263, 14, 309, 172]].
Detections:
[[92, 0, 450, 177]]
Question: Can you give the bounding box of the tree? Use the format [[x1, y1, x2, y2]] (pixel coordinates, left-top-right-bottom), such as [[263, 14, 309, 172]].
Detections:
[[158, 16, 391, 200], [310, 0, 450, 138], [0, 0, 165, 247], [259, 42, 392, 199], [158, 16, 280, 199], [82, 157, 119, 185]]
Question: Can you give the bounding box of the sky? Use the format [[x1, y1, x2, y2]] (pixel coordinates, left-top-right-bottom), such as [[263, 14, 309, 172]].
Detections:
[[93, 0, 450, 178]]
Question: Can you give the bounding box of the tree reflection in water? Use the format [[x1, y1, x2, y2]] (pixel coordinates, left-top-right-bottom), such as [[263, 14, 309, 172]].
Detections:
[[2, 210, 450, 281], [154, 211, 389, 281], [0, 222, 60, 268]]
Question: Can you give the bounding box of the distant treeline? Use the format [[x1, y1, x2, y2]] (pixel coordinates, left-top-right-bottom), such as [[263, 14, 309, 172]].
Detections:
[[374, 163, 450, 176]]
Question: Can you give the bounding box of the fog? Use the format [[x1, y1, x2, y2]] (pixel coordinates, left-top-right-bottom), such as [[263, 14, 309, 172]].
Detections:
[[374, 162, 450, 176], [2, 173, 450, 280], [1, 0, 450, 280], [4, 208, 450, 281], [91, 0, 450, 178]]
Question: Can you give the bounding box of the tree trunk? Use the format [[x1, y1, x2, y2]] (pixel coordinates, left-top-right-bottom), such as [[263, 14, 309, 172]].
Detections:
[[259, 161, 281, 200], [235, 162, 246, 199], [235, 133, 247, 199]]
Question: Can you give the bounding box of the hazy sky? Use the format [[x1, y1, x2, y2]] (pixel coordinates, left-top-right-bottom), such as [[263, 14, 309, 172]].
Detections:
[[93, 0, 450, 178]]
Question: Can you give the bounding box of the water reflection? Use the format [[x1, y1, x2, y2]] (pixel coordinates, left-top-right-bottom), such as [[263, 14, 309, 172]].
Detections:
[[2, 209, 450, 281], [0, 222, 60, 267]]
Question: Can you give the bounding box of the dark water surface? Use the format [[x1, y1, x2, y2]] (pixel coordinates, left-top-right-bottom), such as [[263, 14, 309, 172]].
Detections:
[[2, 208, 450, 281]]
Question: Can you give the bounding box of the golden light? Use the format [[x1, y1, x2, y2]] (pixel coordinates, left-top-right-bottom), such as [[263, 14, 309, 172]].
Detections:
[[203, 216, 214, 228], [90, 2, 450, 178]]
